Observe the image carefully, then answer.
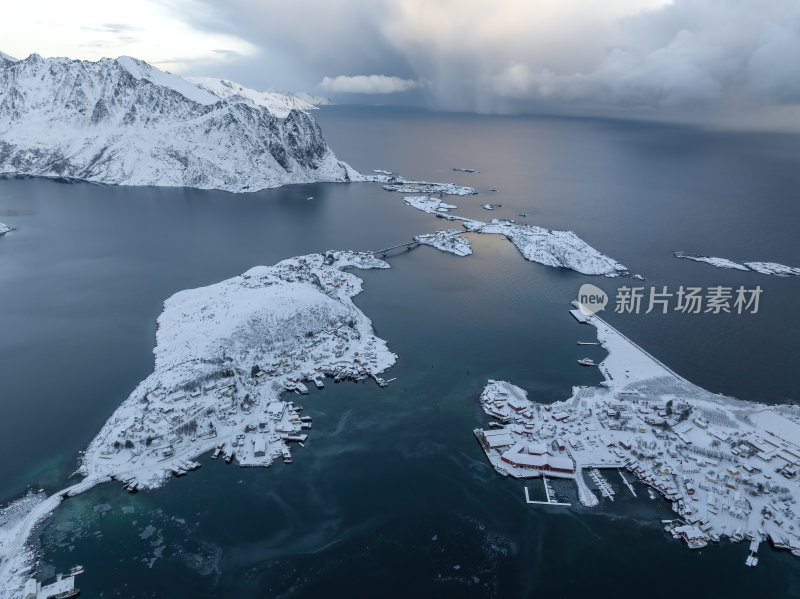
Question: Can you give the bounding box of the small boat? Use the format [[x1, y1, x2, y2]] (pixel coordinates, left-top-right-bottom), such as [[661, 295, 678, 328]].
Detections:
[[482, 204, 495, 210], [212, 443, 223, 459], [282, 447, 292, 464], [577, 358, 596, 367], [224, 450, 234, 464], [70, 565, 84, 576]]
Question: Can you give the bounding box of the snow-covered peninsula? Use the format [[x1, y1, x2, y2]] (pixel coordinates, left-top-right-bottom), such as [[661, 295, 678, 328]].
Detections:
[[674, 252, 800, 277], [474, 305, 800, 564], [0, 250, 396, 597], [0, 53, 358, 193]]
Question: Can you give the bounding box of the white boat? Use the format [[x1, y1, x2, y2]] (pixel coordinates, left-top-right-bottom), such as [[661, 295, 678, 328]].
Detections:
[[577, 358, 596, 367]]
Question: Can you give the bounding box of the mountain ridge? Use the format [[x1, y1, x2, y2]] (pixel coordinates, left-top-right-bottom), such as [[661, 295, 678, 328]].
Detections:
[[0, 53, 359, 193]]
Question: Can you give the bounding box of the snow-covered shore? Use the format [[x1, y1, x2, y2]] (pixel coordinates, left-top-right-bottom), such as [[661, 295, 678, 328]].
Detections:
[[0, 222, 13, 235], [475, 305, 800, 562], [0, 250, 396, 596], [674, 252, 800, 276]]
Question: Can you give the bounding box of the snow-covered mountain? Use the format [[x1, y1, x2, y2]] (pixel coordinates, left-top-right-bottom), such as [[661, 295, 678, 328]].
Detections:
[[188, 77, 331, 118], [0, 54, 359, 192]]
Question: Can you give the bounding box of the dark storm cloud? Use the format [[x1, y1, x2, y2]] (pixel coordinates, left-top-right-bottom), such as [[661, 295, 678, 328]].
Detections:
[[157, 0, 800, 126]]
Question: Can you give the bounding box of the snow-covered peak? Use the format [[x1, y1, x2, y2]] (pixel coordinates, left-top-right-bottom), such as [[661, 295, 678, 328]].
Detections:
[[115, 56, 218, 105], [0, 51, 17, 63], [188, 76, 324, 117]]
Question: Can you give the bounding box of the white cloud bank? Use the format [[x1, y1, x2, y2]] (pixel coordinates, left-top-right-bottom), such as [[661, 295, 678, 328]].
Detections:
[[319, 74, 420, 94]]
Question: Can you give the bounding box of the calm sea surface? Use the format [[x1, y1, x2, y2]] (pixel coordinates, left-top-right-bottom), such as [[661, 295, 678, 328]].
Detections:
[[1, 106, 799, 597]]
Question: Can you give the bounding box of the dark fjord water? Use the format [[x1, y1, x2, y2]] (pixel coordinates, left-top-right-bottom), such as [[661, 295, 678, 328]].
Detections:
[[1, 106, 799, 597]]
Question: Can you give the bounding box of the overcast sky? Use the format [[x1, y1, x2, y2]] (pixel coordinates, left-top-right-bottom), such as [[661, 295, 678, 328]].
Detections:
[[3, 0, 800, 128]]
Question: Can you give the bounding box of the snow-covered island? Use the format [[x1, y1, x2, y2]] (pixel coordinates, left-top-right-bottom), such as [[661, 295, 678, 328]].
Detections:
[[79, 250, 396, 488], [463, 220, 629, 277], [0, 53, 359, 193], [403, 196, 458, 215], [414, 229, 472, 257], [474, 305, 800, 564], [0, 250, 396, 597], [381, 176, 477, 196], [0, 222, 13, 235], [674, 252, 800, 277]]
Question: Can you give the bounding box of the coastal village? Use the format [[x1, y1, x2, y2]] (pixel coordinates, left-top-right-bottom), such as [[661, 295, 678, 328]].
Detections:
[[474, 304, 800, 565], [79, 250, 397, 491]]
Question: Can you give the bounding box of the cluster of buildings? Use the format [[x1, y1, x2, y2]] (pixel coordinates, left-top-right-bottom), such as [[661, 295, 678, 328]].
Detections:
[[474, 307, 800, 564]]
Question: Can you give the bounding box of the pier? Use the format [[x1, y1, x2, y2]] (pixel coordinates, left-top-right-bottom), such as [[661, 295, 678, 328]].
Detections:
[[618, 469, 637, 497], [589, 468, 615, 501], [523, 480, 572, 507]]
